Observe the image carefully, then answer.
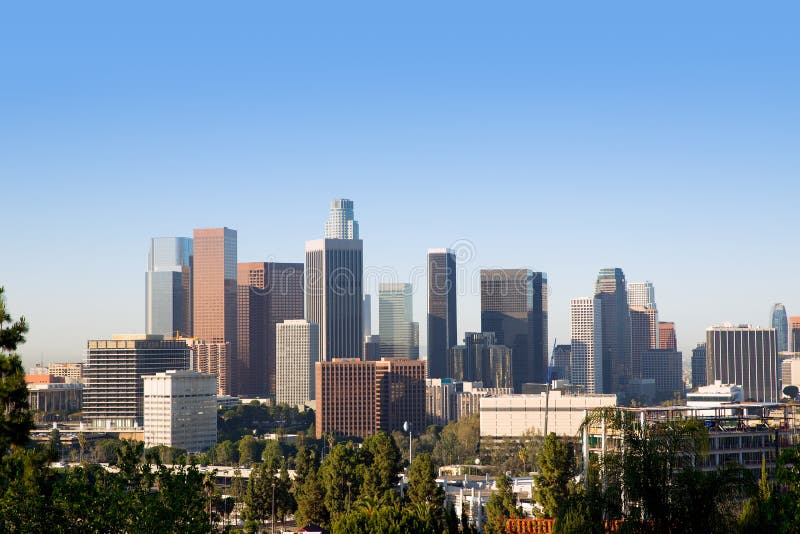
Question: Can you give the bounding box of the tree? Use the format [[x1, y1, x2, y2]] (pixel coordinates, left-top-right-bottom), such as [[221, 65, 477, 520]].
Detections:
[[319, 442, 361, 521], [238, 435, 263, 466], [0, 287, 33, 455], [534, 433, 575, 517], [484, 474, 522, 534], [407, 453, 444, 507], [244, 461, 276, 528], [77, 432, 87, 463], [295, 469, 329, 527], [360, 431, 403, 501]]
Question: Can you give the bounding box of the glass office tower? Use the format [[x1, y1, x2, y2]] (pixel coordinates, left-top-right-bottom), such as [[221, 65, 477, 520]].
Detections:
[[145, 237, 193, 338]]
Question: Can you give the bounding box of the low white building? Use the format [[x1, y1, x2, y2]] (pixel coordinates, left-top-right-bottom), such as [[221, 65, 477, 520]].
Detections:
[[686, 381, 743, 408], [143, 370, 217, 451], [480, 391, 617, 439]]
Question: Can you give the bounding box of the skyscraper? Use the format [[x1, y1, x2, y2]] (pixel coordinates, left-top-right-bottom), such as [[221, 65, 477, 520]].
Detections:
[[771, 304, 789, 353], [594, 268, 631, 394], [306, 199, 363, 360], [193, 227, 237, 389], [480, 269, 548, 390], [276, 320, 319, 406], [378, 283, 418, 359], [630, 306, 658, 380], [641, 349, 683, 401], [706, 325, 778, 402], [627, 281, 656, 309], [427, 248, 457, 379], [658, 322, 677, 351], [691, 342, 707, 388], [324, 198, 359, 239], [791, 317, 800, 353], [145, 237, 193, 338], [363, 295, 372, 339], [570, 297, 603, 394]]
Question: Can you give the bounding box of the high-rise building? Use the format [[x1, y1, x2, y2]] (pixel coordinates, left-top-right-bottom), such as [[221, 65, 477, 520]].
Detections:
[[275, 320, 319, 407], [480, 269, 548, 390], [83, 335, 190, 429], [641, 349, 683, 401], [781, 357, 800, 390], [378, 283, 418, 359], [189, 340, 232, 396], [658, 322, 677, 351], [306, 200, 363, 361], [791, 317, 800, 353], [193, 228, 237, 389], [143, 370, 217, 452], [314, 358, 426, 439], [146, 237, 193, 338], [691, 342, 707, 389], [594, 268, 631, 393], [48, 362, 83, 383], [446, 332, 512, 388], [364, 335, 381, 361], [363, 295, 372, 339], [237, 262, 304, 396], [570, 297, 603, 394], [425, 379, 513, 425], [627, 281, 656, 309], [427, 249, 457, 379], [772, 304, 789, 353], [630, 306, 658, 380], [488, 345, 513, 389], [551, 344, 571, 381], [706, 325, 778, 402], [324, 198, 359, 240]]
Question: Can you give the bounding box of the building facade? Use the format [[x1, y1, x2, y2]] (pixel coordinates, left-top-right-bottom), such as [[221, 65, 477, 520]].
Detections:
[[275, 320, 319, 406], [627, 281, 656, 309], [630, 306, 658, 380], [551, 344, 571, 381], [48, 362, 84, 383], [791, 317, 800, 353], [83, 335, 190, 429], [143, 370, 217, 452], [427, 249, 458, 379], [706, 325, 778, 402], [324, 198, 359, 240], [641, 349, 683, 401], [658, 322, 677, 351], [691, 342, 708, 389], [145, 237, 193, 338], [378, 283, 418, 359], [570, 297, 603, 394], [190, 340, 232, 396], [480, 269, 548, 390], [594, 268, 631, 394], [315, 358, 426, 439], [193, 228, 237, 389]]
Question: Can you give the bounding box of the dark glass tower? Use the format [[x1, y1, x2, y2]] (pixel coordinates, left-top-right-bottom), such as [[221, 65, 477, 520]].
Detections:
[[480, 269, 548, 391], [594, 268, 631, 394], [427, 249, 457, 378], [771, 304, 789, 353]]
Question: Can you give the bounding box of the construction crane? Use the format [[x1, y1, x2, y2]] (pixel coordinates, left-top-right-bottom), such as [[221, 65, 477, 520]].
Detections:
[[543, 339, 558, 437]]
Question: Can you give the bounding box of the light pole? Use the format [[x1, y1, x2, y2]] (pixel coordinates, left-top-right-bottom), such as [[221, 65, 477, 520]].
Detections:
[[474, 457, 481, 478], [271, 480, 276, 534], [403, 421, 412, 467]]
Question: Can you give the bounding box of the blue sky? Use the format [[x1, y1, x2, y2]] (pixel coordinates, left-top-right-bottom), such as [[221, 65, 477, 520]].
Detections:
[[2, 1, 799, 369]]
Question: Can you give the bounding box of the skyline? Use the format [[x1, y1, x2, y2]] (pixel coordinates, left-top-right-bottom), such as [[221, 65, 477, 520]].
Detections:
[[3, 2, 800, 369]]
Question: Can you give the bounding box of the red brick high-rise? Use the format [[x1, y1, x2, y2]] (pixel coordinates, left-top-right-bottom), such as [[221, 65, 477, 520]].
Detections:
[[658, 322, 677, 351]]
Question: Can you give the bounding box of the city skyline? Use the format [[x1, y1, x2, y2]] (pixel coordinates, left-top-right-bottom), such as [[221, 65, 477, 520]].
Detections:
[[4, 3, 800, 372]]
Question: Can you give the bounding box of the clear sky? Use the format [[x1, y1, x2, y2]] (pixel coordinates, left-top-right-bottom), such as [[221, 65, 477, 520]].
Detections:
[[2, 1, 799, 370]]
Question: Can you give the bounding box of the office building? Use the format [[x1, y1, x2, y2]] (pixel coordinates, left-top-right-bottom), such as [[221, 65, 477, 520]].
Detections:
[[27, 382, 82, 414], [691, 342, 707, 389], [641, 349, 683, 401], [570, 297, 603, 394], [193, 228, 237, 389], [427, 249, 458, 379], [706, 325, 778, 402], [306, 200, 363, 359], [145, 237, 193, 338], [315, 358, 426, 439], [237, 262, 304, 396], [324, 198, 359, 240], [594, 268, 631, 394], [83, 335, 190, 429], [791, 317, 800, 353], [781, 357, 800, 391], [481, 269, 548, 389], [627, 281, 656, 309], [551, 344, 571, 381], [276, 320, 319, 406], [48, 362, 83, 383], [143, 370, 217, 452], [448, 332, 512, 387], [190, 340, 232, 396], [364, 335, 381, 361], [630, 306, 658, 380], [363, 294, 372, 338], [378, 283, 418, 359], [425, 378, 512, 425], [480, 391, 617, 440], [772, 304, 789, 353], [658, 322, 677, 351]]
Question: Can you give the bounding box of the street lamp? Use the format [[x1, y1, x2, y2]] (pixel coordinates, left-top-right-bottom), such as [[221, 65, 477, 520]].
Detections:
[[474, 457, 481, 478]]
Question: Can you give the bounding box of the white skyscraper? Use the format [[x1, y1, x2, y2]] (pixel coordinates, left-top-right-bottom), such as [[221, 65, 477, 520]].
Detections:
[[276, 320, 319, 406], [324, 198, 359, 239], [379, 283, 418, 359], [570, 297, 603, 394], [627, 281, 656, 309], [143, 370, 217, 452]]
